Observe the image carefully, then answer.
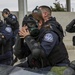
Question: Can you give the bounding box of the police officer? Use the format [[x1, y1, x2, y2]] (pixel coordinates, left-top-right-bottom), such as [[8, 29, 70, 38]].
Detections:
[[38, 5, 64, 38], [2, 8, 19, 45], [14, 9, 70, 70], [0, 19, 13, 65]]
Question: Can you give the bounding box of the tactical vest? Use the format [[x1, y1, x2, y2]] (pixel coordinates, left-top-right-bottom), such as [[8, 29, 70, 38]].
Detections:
[[37, 22, 70, 66], [44, 18, 64, 39]]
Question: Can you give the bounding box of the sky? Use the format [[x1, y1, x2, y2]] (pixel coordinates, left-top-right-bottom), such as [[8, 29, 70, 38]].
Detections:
[[0, 0, 75, 12]]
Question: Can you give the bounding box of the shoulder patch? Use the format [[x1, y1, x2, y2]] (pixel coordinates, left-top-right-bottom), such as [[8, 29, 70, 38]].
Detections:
[[12, 15, 16, 19], [44, 33, 53, 42], [5, 27, 12, 33]]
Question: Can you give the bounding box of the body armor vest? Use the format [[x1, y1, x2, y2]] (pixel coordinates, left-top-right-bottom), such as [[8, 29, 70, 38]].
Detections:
[[38, 21, 70, 66]]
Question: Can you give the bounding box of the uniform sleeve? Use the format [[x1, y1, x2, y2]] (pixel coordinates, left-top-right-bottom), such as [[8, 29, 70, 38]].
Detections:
[[40, 32, 59, 56], [1, 26, 13, 40], [24, 35, 42, 59]]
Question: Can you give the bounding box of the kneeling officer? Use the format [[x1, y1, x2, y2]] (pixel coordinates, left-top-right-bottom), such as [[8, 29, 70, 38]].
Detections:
[[14, 9, 70, 70]]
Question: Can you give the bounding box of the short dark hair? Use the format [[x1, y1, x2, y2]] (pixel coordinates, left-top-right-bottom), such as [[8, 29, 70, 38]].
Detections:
[[32, 7, 44, 23], [39, 5, 52, 15]]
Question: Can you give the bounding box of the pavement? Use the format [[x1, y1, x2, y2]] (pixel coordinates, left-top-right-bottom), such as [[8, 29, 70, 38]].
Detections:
[[68, 50, 75, 62]]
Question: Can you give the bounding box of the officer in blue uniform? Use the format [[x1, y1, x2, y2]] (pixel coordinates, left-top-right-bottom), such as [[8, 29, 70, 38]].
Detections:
[[2, 8, 19, 45], [38, 5, 64, 39], [0, 19, 13, 65], [14, 9, 70, 70]]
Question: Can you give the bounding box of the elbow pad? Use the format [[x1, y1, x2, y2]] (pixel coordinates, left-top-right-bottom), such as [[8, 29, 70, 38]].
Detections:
[[24, 35, 41, 58]]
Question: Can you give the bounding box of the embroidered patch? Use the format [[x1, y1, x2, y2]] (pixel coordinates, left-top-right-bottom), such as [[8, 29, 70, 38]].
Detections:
[[5, 27, 12, 32], [12, 15, 16, 19], [44, 33, 53, 42]]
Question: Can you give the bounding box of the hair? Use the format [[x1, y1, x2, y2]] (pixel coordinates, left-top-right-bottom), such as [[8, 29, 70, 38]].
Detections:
[[2, 8, 10, 14], [39, 5, 52, 16], [32, 8, 44, 23]]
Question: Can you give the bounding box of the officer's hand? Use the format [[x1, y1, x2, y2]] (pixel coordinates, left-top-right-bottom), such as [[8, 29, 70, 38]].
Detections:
[[19, 25, 30, 38], [2, 13, 8, 18]]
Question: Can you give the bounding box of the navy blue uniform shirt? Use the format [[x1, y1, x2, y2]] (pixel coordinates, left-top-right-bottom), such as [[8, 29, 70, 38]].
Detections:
[[40, 31, 59, 55], [0, 24, 13, 61], [1, 25, 13, 40]]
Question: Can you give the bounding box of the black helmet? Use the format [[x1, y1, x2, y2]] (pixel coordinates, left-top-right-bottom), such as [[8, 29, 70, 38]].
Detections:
[[2, 8, 10, 14]]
